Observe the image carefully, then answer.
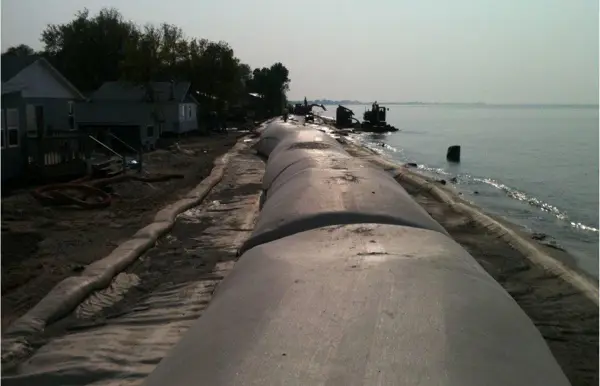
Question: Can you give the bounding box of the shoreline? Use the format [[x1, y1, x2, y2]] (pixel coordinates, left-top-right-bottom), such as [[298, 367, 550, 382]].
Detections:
[[341, 137, 598, 295], [317, 114, 597, 280], [326, 126, 598, 386], [348, 136, 597, 283], [361, 136, 598, 278]]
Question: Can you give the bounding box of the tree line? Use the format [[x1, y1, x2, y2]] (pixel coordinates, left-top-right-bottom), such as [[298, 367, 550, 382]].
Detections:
[[3, 8, 290, 117]]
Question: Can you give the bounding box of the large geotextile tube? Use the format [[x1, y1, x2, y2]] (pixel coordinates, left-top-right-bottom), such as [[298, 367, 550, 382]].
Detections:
[[143, 224, 570, 386], [261, 141, 354, 191], [242, 165, 450, 254], [255, 121, 338, 159], [241, 121, 447, 254]]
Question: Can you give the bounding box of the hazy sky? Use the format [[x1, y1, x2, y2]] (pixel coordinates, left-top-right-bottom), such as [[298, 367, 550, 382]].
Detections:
[[2, 0, 598, 104]]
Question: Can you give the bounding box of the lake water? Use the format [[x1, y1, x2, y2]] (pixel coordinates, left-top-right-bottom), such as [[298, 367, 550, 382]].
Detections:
[[336, 104, 599, 277]]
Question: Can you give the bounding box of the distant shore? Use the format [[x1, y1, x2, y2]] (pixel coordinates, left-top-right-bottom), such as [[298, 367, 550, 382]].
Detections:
[[292, 100, 598, 109]]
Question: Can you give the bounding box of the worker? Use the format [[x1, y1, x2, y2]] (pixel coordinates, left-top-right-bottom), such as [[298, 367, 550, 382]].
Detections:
[[283, 107, 289, 122]]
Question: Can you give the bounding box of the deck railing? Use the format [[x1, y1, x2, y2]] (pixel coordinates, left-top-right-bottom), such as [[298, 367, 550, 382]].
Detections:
[[25, 131, 91, 178]]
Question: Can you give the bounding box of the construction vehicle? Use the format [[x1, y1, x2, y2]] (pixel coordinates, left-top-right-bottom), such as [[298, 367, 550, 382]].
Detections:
[[359, 102, 398, 133], [335, 105, 361, 128], [291, 97, 327, 116], [292, 103, 327, 116]]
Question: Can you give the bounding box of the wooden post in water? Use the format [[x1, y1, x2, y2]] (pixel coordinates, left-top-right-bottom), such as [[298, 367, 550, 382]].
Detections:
[[446, 145, 461, 163]]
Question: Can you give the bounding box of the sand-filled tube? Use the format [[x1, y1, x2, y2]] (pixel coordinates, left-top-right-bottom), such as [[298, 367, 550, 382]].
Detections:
[[241, 166, 449, 254], [263, 153, 373, 196], [254, 120, 317, 158], [143, 224, 570, 386], [262, 146, 362, 191], [242, 122, 448, 254]]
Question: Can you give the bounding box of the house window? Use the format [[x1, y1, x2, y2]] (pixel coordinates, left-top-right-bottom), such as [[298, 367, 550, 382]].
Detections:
[[1, 110, 5, 149], [68, 101, 74, 115], [180, 105, 186, 120], [147, 125, 154, 137], [6, 108, 19, 148], [187, 105, 192, 119]]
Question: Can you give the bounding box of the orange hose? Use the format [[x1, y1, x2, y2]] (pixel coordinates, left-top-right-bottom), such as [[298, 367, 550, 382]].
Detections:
[[31, 173, 184, 209]]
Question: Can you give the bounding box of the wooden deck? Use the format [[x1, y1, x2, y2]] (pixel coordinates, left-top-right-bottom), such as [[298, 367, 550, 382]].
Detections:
[[26, 131, 91, 179]]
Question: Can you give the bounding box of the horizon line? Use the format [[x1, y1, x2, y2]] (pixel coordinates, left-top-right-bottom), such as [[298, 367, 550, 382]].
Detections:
[[289, 100, 599, 107]]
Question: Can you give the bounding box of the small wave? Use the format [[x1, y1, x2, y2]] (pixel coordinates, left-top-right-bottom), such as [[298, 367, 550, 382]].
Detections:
[[352, 135, 402, 154], [417, 165, 452, 176], [379, 143, 399, 152], [571, 222, 599, 232], [353, 135, 598, 234], [473, 177, 598, 233], [365, 143, 400, 154]]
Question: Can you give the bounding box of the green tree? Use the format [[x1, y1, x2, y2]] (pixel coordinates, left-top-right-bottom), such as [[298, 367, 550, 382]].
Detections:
[[41, 8, 139, 91], [248, 63, 291, 115], [35, 7, 291, 118], [3, 44, 35, 56]]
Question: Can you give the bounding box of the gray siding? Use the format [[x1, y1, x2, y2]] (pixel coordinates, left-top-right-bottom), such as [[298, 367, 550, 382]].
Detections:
[[75, 102, 155, 127], [163, 104, 180, 134], [75, 96, 198, 137], [23, 98, 75, 133], [162, 102, 198, 134]]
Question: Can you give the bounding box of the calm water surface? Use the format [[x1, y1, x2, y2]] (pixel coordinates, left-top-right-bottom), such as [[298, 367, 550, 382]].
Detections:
[[338, 105, 598, 277]]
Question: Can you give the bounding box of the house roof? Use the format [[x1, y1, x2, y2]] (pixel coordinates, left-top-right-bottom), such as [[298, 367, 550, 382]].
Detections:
[[1, 54, 85, 99], [90, 81, 193, 103], [183, 93, 200, 104], [1, 55, 40, 82]]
